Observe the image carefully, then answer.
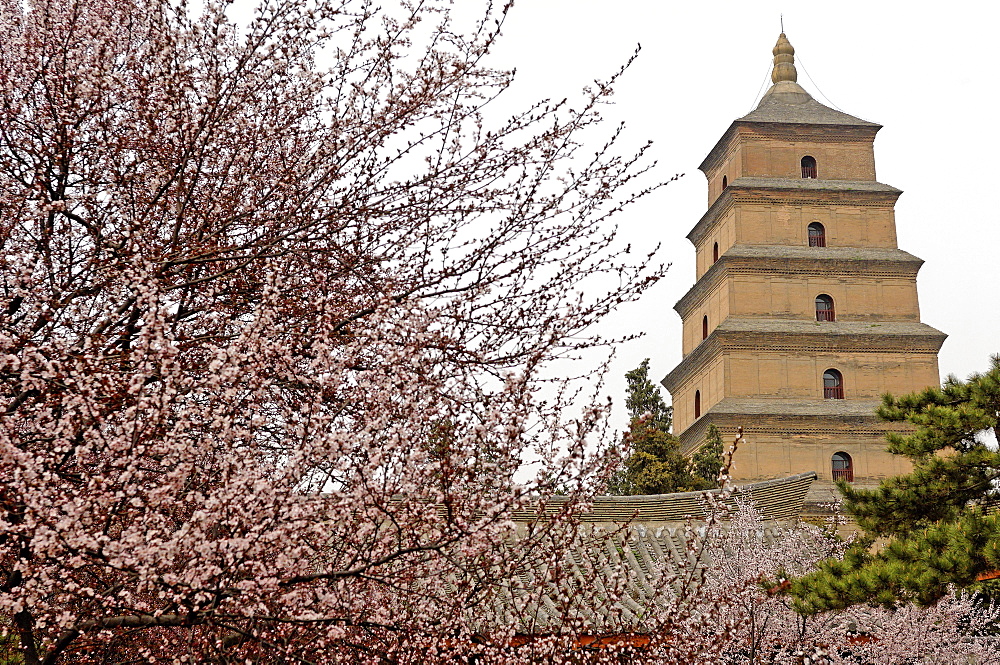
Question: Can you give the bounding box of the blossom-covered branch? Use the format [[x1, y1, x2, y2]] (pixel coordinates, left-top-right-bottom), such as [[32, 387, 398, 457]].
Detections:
[[0, 0, 666, 661]]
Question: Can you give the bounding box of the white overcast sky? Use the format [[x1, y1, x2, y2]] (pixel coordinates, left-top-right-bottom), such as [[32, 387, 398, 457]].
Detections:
[[477, 0, 1000, 421]]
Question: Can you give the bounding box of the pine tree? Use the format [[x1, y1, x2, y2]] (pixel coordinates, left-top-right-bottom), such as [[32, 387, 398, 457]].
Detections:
[[789, 355, 1000, 613], [611, 360, 715, 494], [625, 359, 673, 430], [692, 424, 724, 485]]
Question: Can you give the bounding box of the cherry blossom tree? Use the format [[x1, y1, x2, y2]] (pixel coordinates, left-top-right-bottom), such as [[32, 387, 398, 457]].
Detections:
[[0, 0, 666, 661]]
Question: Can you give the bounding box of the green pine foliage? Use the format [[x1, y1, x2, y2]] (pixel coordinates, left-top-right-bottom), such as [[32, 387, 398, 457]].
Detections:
[[610, 360, 719, 495], [619, 422, 710, 494], [624, 358, 673, 430], [692, 424, 724, 485], [789, 355, 1000, 614]]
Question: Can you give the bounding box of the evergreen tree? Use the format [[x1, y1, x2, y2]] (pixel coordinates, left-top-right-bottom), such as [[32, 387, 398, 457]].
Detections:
[[692, 424, 724, 485], [789, 355, 1000, 613], [625, 359, 673, 431], [611, 360, 716, 494]]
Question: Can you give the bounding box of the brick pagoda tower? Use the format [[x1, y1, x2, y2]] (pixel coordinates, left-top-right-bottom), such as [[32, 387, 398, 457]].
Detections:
[[661, 34, 946, 496]]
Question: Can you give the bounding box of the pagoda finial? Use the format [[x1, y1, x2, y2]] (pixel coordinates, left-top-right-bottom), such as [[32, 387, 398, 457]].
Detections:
[[771, 33, 797, 84]]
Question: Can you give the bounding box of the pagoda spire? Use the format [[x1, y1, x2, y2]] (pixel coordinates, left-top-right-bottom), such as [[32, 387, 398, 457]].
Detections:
[[771, 33, 797, 84]]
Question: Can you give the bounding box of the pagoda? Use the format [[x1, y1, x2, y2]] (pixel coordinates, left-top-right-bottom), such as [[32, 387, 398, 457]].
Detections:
[[661, 34, 946, 497]]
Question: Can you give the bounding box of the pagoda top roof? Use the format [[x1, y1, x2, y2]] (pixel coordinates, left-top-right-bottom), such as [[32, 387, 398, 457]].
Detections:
[[700, 34, 879, 173], [740, 33, 878, 128], [738, 82, 877, 127]]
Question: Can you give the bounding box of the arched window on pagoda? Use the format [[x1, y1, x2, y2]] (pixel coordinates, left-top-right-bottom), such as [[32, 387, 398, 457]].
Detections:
[[832, 452, 853, 482], [801, 155, 817, 179], [713, 242, 719, 263], [722, 175, 728, 189], [702, 315, 709, 340], [815, 294, 835, 321], [823, 369, 844, 399], [694, 390, 701, 419], [808, 222, 826, 247]]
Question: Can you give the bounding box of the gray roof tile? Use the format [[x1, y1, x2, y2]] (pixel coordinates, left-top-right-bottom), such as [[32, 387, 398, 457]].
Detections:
[[483, 474, 819, 633], [738, 82, 878, 127], [729, 176, 899, 193], [512, 472, 816, 525], [723, 245, 921, 262], [714, 318, 946, 338], [701, 397, 882, 418]]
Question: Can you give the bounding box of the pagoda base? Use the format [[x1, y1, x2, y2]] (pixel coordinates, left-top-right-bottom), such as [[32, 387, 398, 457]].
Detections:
[[679, 398, 912, 490]]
